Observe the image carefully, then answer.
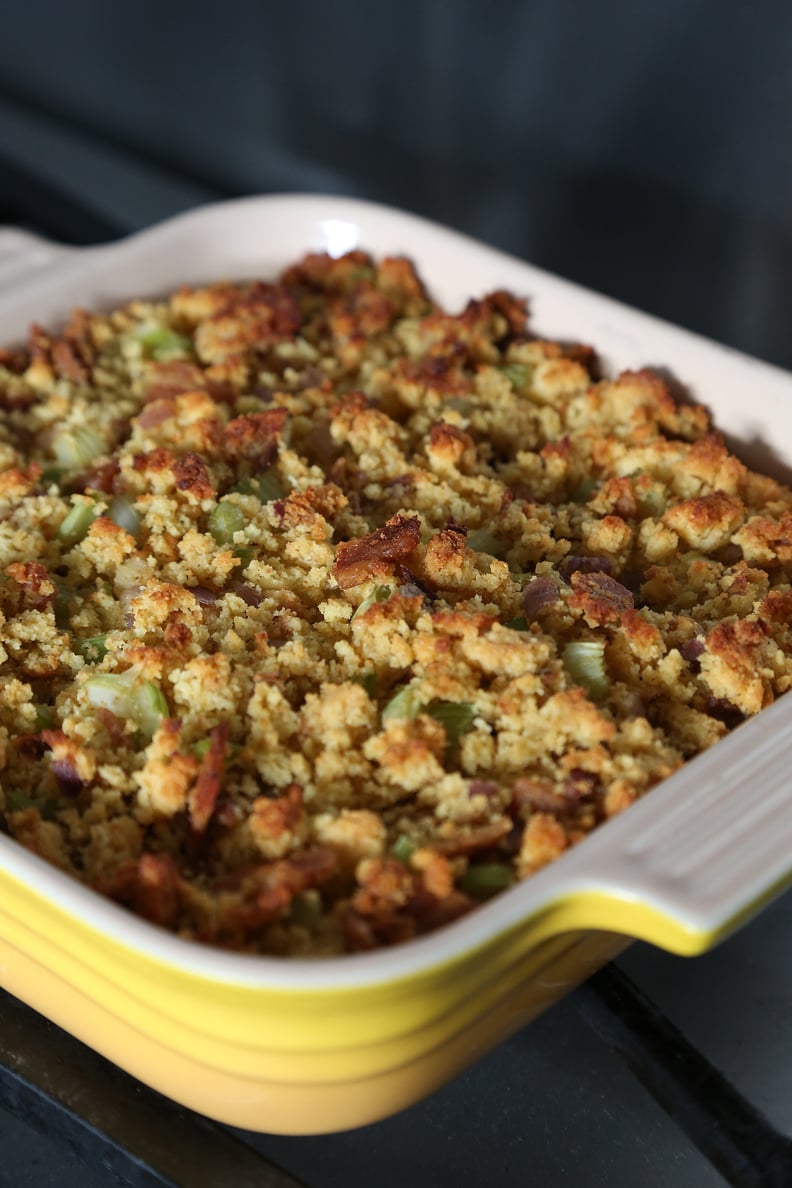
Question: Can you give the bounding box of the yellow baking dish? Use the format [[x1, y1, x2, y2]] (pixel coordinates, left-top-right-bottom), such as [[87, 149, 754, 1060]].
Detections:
[[0, 195, 791, 1134]]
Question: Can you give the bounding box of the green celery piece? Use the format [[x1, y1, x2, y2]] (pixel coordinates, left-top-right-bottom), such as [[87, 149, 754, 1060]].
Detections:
[[425, 700, 476, 748], [78, 634, 108, 663], [499, 363, 530, 391], [391, 835, 417, 864], [351, 672, 378, 698], [53, 426, 105, 469], [458, 863, 514, 900], [209, 502, 247, 544], [562, 640, 609, 702], [4, 790, 36, 812], [467, 528, 505, 558], [504, 616, 528, 631], [131, 681, 170, 739], [382, 685, 423, 723], [352, 585, 392, 622], [58, 501, 99, 546], [107, 497, 141, 538], [134, 324, 193, 361], [33, 704, 55, 731]]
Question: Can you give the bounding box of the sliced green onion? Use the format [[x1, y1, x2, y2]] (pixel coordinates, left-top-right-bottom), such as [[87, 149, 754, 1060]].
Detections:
[[425, 700, 476, 749], [458, 862, 514, 900], [107, 497, 141, 538], [467, 528, 506, 558], [499, 363, 530, 391], [391, 835, 417, 864], [382, 684, 423, 723], [53, 426, 105, 470], [504, 616, 528, 631], [562, 640, 609, 702], [351, 671, 378, 698], [85, 672, 168, 738], [57, 500, 99, 546], [209, 502, 247, 544], [134, 323, 193, 361], [78, 634, 108, 663], [352, 585, 392, 621]]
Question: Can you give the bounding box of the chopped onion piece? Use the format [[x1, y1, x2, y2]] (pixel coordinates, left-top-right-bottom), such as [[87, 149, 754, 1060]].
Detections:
[[562, 640, 609, 701]]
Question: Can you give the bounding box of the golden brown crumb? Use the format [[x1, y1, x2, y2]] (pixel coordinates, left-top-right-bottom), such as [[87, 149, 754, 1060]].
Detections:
[[1, 249, 791, 957]]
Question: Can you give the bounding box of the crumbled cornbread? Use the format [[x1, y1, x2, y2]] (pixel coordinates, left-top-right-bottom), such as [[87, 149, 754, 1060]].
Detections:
[[1, 251, 791, 955]]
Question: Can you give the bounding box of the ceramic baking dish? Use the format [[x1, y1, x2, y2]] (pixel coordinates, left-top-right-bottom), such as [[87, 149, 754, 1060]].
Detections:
[[1, 195, 791, 1135]]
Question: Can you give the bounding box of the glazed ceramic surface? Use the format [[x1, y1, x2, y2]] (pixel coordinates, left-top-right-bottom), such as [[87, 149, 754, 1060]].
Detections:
[[0, 196, 790, 1133]]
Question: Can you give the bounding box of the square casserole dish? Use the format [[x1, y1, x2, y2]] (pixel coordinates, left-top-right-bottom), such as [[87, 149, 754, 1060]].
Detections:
[[0, 195, 791, 1135]]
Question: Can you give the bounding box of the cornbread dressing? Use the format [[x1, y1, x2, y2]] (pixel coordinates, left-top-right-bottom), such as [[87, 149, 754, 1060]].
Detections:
[[1, 250, 791, 955]]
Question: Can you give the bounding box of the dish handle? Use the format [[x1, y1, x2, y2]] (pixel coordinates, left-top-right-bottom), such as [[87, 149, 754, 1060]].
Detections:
[[0, 228, 73, 295], [549, 694, 792, 956]]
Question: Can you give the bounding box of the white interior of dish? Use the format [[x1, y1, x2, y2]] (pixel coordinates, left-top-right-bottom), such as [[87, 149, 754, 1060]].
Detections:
[[1, 194, 791, 989]]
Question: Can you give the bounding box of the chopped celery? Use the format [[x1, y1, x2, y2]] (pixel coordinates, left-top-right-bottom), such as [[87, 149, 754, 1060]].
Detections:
[[352, 585, 392, 621], [562, 640, 609, 702], [209, 502, 247, 544], [78, 634, 108, 663], [131, 681, 169, 738], [33, 705, 55, 731], [193, 738, 212, 759], [382, 684, 423, 723], [234, 546, 254, 567], [40, 466, 65, 488], [572, 477, 598, 503], [352, 671, 378, 698], [426, 701, 476, 749], [4, 790, 36, 812], [53, 583, 72, 629], [57, 500, 99, 546], [458, 863, 514, 900], [107, 497, 141, 538], [290, 890, 322, 928], [134, 323, 193, 360], [85, 671, 168, 738], [499, 363, 530, 391], [391, 835, 417, 864], [467, 528, 505, 558], [254, 472, 287, 503], [504, 616, 528, 631], [53, 426, 105, 469]]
